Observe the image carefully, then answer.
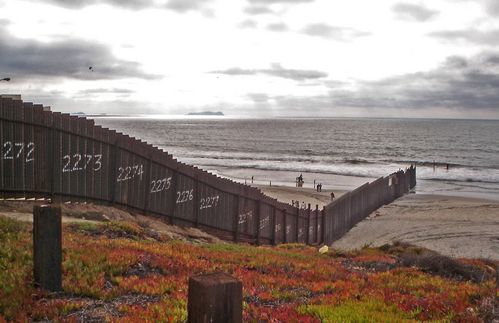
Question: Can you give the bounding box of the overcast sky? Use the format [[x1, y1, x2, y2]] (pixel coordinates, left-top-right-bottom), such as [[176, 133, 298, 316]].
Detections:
[[1, 0, 498, 118]]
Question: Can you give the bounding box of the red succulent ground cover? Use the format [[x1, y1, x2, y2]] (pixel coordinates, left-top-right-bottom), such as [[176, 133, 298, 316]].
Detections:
[[0, 215, 497, 322]]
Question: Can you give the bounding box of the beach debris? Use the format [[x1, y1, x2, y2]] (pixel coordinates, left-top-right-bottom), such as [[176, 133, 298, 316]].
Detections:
[[318, 245, 328, 254]]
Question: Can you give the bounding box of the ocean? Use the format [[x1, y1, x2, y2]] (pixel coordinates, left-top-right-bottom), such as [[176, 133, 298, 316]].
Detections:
[[93, 117, 499, 201]]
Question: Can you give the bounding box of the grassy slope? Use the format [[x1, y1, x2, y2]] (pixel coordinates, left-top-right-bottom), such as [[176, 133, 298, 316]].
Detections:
[[0, 215, 497, 322]]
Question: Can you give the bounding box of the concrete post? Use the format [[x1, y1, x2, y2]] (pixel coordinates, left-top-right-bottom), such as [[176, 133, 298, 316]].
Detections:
[[33, 205, 62, 291]]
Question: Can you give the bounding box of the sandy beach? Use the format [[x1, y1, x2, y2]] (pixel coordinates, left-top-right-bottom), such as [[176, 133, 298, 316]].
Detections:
[[256, 184, 348, 208], [331, 193, 499, 260], [259, 185, 499, 260]]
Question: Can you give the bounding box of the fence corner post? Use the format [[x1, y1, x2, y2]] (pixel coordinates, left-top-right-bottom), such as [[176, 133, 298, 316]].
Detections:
[[188, 272, 242, 323], [33, 205, 62, 292]]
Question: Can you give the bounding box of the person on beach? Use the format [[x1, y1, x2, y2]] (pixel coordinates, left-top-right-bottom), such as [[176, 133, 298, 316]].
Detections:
[[301, 201, 306, 209], [330, 191, 335, 200], [297, 173, 304, 187]]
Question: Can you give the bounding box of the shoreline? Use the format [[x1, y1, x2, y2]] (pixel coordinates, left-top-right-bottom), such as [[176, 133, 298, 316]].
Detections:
[[209, 166, 499, 202]]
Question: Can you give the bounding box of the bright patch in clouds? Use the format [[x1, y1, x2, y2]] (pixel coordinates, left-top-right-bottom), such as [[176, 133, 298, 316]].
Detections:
[[0, 0, 498, 118]]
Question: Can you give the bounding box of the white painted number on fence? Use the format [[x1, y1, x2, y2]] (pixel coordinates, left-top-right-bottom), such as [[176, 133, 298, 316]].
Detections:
[[176, 189, 193, 204], [62, 153, 102, 172], [117, 164, 144, 182], [2, 141, 35, 162], [259, 217, 269, 230], [238, 210, 253, 225], [150, 176, 172, 193], [200, 195, 220, 210]]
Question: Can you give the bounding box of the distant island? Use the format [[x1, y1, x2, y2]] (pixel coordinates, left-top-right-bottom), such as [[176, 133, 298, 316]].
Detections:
[[187, 111, 224, 116]]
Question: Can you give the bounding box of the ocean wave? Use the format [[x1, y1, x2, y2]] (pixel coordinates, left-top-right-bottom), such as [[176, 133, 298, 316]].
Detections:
[[180, 156, 499, 185]]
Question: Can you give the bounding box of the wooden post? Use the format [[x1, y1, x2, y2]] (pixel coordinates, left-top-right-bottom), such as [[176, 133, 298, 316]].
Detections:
[[33, 205, 62, 291], [188, 272, 242, 323]]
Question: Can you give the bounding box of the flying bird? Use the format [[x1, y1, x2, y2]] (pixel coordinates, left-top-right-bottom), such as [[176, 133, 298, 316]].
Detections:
[[89, 66, 93, 72]]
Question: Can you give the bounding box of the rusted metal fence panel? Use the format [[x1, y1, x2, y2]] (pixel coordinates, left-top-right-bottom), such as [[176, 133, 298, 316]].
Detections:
[[147, 159, 175, 216], [23, 103, 35, 195], [258, 202, 273, 244], [1, 99, 15, 197], [274, 208, 284, 244], [0, 97, 417, 246], [237, 197, 257, 241]]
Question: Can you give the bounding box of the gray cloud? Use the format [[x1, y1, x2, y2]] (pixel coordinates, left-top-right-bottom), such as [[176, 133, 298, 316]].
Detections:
[[247, 93, 270, 103], [244, 6, 275, 15], [332, 52, 499, 110], [211, 63, 328, 81], [449, 0, 499, 17], [0, 27, 158, 81], [25, 0, 213, 13], [165, 0, 213, 13], [392, 3, 438, 21], [26, 0, 155, 9], [302, 23, 370, 41], [238, 19, 258, 29], [78, 88, 135, 94], [263, 52, 499, 115], [266, 23, 288, 32], [485, 0, 499, 15], [247, 0, 314, 3], [429, 29, 499, 45]]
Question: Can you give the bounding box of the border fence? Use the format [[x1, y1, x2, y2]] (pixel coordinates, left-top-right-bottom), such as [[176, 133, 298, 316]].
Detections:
[[0, 97, 416, 245]]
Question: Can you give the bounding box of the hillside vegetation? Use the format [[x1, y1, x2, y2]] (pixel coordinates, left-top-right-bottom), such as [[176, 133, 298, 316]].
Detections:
[[0, 214, 497, 322]]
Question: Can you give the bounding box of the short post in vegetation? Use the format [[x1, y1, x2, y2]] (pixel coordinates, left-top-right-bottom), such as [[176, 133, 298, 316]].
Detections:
[[33, 205, 62, 291], [188, 272, 242, 323]]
